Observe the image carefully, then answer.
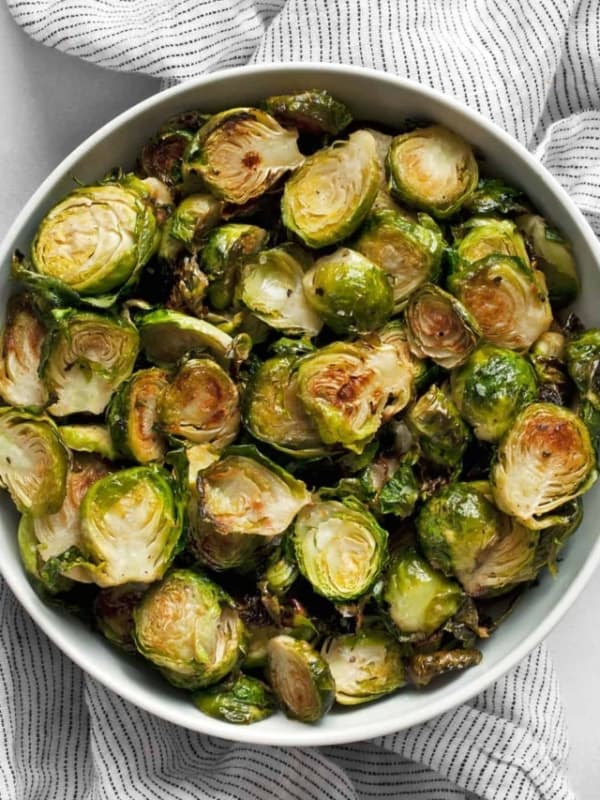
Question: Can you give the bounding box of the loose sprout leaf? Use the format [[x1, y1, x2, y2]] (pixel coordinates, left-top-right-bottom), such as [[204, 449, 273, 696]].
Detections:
[[138, 308, 237, 365], [264, 90, 352, 135], [59, 425, 116, 461]]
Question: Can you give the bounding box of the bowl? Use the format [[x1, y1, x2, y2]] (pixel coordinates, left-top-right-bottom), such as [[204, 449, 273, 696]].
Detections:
[[1, 63, 599, 747]]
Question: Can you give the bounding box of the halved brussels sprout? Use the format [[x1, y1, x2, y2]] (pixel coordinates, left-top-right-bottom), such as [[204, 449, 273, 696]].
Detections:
[[168, 194, 224, 251], [380, 546, 464, 638], [566, 329, 600, 409], [193, 446, 310, 538], [183, 108, 303, 205], [242, 354, 328, 458], [0, 293, 47, 409], [138, 309, 239, 365], [386, 125, 478, 218], [408, 649, 482, 687], [94, 583, 149, 652], [193, 675, 276, 724], [266, 635, 335, 723], [240, 244, 322, 336], [406, 284, 479, 368], [264, 90, 352, 135], [302, 248, 393, 334], [455, 217, 530, 266], [293, 498, 388, 601], [42, 310, 139, 417], [491, 403, 597, 529], [359, 455, 419, 518], [464, 177, 529, 216], [517, 214, 579, 307], [407, 385, 470, 468], [282, 130, 380, 247], [448, 254, 552, 352], [159, 358, 240, 448], [259, 537, 299, 597], [139, 109, 208, 186], [18, 513, 71, 594], [450, 344, 538, 442], [0, 409, 68, 515], [107, 368, 168, 464], [201, 224, 269, 310], [134, 569, 245, 689], [59, 424, 116, 460], [353, 209, 444, 310], [321, 628, 404, 705], [31, 178, 159, 297]]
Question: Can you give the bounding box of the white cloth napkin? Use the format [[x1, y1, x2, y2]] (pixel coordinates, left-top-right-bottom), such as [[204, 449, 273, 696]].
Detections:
[[3, 0, 600, 797]]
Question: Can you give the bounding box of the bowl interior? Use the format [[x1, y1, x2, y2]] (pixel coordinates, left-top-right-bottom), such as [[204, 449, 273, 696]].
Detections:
[[1, 64, 599, 746]]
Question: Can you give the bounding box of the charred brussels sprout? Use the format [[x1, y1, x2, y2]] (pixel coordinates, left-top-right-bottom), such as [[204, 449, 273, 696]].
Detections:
[[0, 293, 47, 409], [517, 214, 579, 307], [201, 224, 269, 310], [407, 385, 470, 468], [194, 675, 276, 724], [321, 628, 405, 705], [42, 310, 139, 417], [293, 498, 388, 601], [448, 254, 552, 352], [240, 244, 322, 336], [491, 403, 597, 529], [139, 109, 208, 186], [107, 368, 168, 463], [354, 209, 444, 311], [455, 217, 530, 266], [464, 177, 529, 216], [59, 424, 116, 461], [94, 583, 149, 651], [134, 569, 245, 689], [264, 89, 352, 135], [166, 255, 209, 316], [408, 649, 482, 687], [451, 344, 538, 442], [282, 130, 380, 247], [566, 329, 600, 409], [406, 284, 479, 369], [183, 108, 303, 205], [530, 332, 570, 405], [302, 248, 393, 334], [267, 635, 335, 723], [138, 309, 240, 365], [360, 456, 419, 518], [386, 125, 478, 218], [168, 194, 224, 251]]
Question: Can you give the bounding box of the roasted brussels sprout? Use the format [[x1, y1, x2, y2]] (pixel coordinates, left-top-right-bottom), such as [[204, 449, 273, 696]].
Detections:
[[94, 583, 149, 651], [517, 214, 579, 307], [138, 309, 239, 365], [321, 628, 405, 705], [302, 248, 393, 334], [165, 254, 209, 316], [188, 525, 265, 573], [239, 244, 322, 336], [134, 569, 245, 689], [264, 89, 352, 135], [293, 498, 388, 601], [107, 368, 169, 463], [359, 455, 420, 518], [183, 108, 303, 204], [406, 284, 479, 369], [194, 674, 276, 724], [139, 109, 208, 186], [455, 217, 530, 266], [464, 177, 529, 216], [266, 635, 335, 722], [59, 424, 116, 461], [259, 537, 299, 597], [408, 649, 482, 687], [451, 344, 538, 442], [168, 194, 224, 251], [201, 224, 269, 310], [386, 125, 478, 218], [0, 293, 47, 409], [566, 329, 600, 409], [530, 331, 570, 405], [42, 310, 139, 417], [491, 403, 597, 529], [18, 513, 72, 594], [282, 130, 380, 247], [407, 385, 470, 468], [448, 254, 552, 352]]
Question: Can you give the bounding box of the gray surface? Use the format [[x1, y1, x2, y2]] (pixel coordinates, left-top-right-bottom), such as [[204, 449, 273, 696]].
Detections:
[[1, 2, 599, 795]]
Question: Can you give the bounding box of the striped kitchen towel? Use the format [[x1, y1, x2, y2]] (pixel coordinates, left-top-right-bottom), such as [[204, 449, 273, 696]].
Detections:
[[4, 0, 600, 798]]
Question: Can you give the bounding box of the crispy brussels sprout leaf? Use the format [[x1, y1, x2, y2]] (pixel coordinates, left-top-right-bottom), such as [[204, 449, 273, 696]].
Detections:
[[0, 293, 47, 409], [201, 224, 269, 310], [59, 425, 116, 461], [407, 385, 470, 468], [566, 329, 600, 410], [530, 331, 570, 406], [408, 649, 482, 687], [464, 177, 529, 216], [264, 90, 352, 135], [139, 109, 208, 185], [193, 675, 276, 724], [517, 214, 579, 308], [259, 537, 299, 597], [94, 583, 149, 652], [107, 368, 169, 463]]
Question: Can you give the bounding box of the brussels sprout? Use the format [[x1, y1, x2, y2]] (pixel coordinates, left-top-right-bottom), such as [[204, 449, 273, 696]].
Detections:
[[359, 455, 419, 518], [194, 674, 276, 724], [242, 354, 328, 458], [263, 90, 352, 135], [386, 125, 478, 218], [530, 331, 570, 405], [107, 368, 169, 464], [139, 109, 208, 186], [281, 130, 380, 247], [464, 177, 529, 216], [266, 635, 335, 723], [448, 254, 552, 352], [188, 527, 265, 573], [31, 178, 159, 299], [535, 498, 583, 577], [450, 344, 538, 442], [94, 583, 149, 651], [302, 248, 393, 334], [134, 569, 246, 689], [407, 385, 470, 468], [406, 284, 479, 369], [42, 310, 139, 417], [183, 108, 303, 205], [169, 194, 224, 250], [380, 547, 464, 638], [408, 649, 482, 687], [321, 628, 405, 705], [259, 537, 299, 597], [0, 409, 68, 515], [517, 214, 579, 307], [455, 217, 530, 266], [59, 424, 116, 461], [166, 254, 209, 316], [138, 309, 239, 365], [201, 224, 269, 310], [240, 244, 322, 336], [0, 293, 47, 409], [353, 209, 444, 310], [192, 446, 310, 539], [18, 513, 72, 594], [491, 403, 597, 529], [159, 359, 240, 448], [566, 329, 600, 410], [293, 498, 388, 601]]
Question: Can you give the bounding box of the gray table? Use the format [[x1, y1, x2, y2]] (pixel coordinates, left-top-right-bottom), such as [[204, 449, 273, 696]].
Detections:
[[1, 4, 599, 796]]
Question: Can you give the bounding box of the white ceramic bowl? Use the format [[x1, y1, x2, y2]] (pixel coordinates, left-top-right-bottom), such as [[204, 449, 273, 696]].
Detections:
[[1, 63, 599, 747]]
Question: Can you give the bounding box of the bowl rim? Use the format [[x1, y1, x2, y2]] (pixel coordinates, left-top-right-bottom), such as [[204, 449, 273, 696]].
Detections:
[[2, 61, 600, 747]]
